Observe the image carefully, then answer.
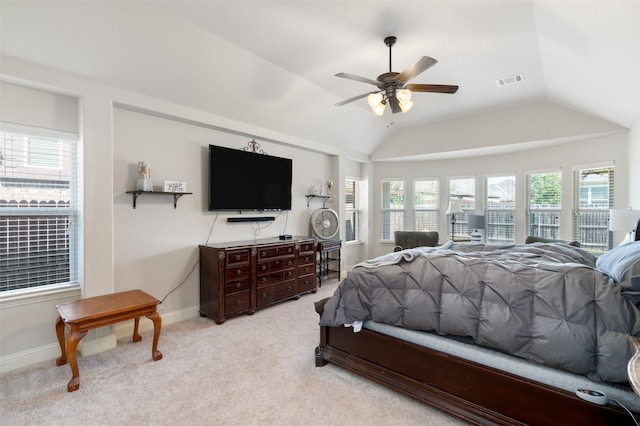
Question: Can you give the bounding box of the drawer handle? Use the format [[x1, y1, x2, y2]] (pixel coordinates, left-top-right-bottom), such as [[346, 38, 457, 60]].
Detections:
[[236, 282, 241, 289], [235, 255, 241, 261], [236, 269, 242, 275], [236, 299, 242, 306], [287, 271, 293, 277], [304, 267, 309, 273], [287, 260, 293, 266], [262, 293, 267, 298], [261, 277, 267, 283], [261, 251, 266, 257], [261, 265, 267, 271], [288, 248, 293, 253], [287, 286, 293, 291]]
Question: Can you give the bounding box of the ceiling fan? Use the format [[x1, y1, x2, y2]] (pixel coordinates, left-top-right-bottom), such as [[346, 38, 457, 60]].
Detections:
[[335, 36, 458, 115]]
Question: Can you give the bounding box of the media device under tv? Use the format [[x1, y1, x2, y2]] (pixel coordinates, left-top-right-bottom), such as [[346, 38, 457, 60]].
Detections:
[[208, 144, 293, 211]]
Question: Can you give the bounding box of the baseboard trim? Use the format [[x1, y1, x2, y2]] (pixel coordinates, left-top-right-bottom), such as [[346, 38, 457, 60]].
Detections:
[[0, 304, 200, 374], [113, 305, 200, 339], [0, 343, 61, 374]]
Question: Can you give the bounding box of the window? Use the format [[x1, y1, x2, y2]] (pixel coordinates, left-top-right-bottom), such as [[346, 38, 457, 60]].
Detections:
[[526, 171, 562, 239], [414, 179, 439, 232], [0, 131, 79, 292], [485, 175, 516, 244], [448, 177, 475, 241], [381, 179, 404, 241], [344, 178, 361, 242], [573, 166, 613, 254]]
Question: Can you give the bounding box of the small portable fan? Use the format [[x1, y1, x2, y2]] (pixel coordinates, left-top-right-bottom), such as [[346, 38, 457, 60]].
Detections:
[[310, 208, 339, 240]]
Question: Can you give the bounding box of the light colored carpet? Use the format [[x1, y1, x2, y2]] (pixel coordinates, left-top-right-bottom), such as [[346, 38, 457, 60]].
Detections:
[[0, 280, 467, 425]]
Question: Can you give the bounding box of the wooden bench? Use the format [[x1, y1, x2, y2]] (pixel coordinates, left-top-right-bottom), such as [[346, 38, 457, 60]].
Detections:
[[55, 289, 162, 392]]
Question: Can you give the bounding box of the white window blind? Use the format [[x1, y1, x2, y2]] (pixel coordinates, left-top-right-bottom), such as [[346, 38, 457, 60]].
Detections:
[[448, 177, 475, 241], [414, 178, 439, 232], [0, 131, 79, 292], [526, 171, 562, 239], [344, 178, 361, 242], [573, 166, 613, 254], [485, 175, 516, 244], [381, 179, 404, 241]]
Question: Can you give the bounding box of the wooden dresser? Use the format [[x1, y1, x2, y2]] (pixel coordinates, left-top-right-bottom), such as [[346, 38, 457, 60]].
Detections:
[[199, 237, 316, 324]]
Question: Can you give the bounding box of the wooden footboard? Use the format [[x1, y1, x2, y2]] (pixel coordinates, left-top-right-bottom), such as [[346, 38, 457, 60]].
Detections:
[[314, 300, 636, 425]]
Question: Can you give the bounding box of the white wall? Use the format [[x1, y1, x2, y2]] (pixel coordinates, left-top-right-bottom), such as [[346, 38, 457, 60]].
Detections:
[[0, 57, 342, 372], [371, 132, 629, 258], [112, 107, 333, 316]]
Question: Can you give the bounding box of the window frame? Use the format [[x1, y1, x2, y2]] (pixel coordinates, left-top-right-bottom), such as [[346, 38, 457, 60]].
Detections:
[[413, 177, 439, 233], [572, 164, 614, 254], [447, 177, 475, 241], [344, 177, 361, 244], [0, 130, 80, 294], [380, 178, 405, 242], [525, 169, 562, 240], [485, 174, 516, 244]]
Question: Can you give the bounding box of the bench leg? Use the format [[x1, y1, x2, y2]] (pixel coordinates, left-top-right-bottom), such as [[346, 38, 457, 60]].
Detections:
[[147, 311, 163, 361], [132, 317, 142, 342], [66, 327, 88, 392], [55, 316, 67, 366]]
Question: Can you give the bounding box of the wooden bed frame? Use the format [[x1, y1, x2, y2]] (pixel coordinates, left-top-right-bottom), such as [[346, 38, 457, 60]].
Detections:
[[315, 219, 640, 426], [315, 300, 637, 425]]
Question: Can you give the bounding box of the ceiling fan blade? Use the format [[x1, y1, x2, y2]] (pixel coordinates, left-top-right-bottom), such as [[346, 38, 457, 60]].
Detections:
[[335, 72, 380, 86], [335, 92, 373, 106], [395, 56, 437, 83], [405, 83, 459, 94]]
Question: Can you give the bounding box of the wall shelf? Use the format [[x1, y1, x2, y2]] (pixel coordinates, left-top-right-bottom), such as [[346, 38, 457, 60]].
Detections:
[[126, 190, 192, 209], [305, 194, 333, 209]]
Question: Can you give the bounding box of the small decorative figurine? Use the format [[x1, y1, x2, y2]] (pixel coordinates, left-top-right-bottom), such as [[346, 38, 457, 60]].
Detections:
[[136, 161, 153, 191]]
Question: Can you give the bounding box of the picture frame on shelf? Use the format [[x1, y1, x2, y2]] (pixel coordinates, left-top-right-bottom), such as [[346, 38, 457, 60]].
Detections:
[[163, 181, 186, 192]]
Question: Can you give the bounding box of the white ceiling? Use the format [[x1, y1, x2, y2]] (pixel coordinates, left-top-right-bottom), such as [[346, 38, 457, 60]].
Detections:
[[1, 1, 639, 159]]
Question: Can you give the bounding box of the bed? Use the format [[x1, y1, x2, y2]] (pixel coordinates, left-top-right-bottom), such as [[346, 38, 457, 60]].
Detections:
[[315, 229, 640, 425]]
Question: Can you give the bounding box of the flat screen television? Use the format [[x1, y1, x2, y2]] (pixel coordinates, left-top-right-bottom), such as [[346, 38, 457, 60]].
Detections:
[[208, 144, 292, 211]]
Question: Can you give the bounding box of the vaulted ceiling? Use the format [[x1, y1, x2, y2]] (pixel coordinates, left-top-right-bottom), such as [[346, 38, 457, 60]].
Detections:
[[1, 1, 639, 160]]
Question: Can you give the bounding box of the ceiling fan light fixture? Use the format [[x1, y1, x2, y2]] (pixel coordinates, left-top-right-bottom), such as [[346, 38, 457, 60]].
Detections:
[[372, 102, 386, 116], [367, 92, 383, 108], [399, 100, 413, 113], [396, 89, 412, 103]]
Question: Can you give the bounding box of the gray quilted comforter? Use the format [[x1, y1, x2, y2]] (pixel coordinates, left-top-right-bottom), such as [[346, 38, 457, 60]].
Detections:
[[319, 243, 640, 384]]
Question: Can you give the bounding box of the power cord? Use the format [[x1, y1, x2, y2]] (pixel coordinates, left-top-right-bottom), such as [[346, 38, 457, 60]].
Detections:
[[610, 398, 639, 426], [251, 212, 280, 241], [205, 211, 219, 246], [159, 258, 200, 304]]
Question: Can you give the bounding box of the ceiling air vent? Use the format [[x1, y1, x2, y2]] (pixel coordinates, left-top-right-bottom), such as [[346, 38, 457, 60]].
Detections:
[[497, 73, 525, 87]]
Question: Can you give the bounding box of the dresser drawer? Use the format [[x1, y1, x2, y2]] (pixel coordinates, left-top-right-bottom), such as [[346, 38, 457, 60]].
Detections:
[[258, 244, 295, 260], [225, 249, 250, 267], [225, 290, 250, 316], [225, 265, 251, 281], [299, 240, 315, 254], [225, 277, 250, 294], [257, 268, 296, 288], [298, 264, 315, 277], [298, 253, 315, 266], [257, 258, 294, 273], [298, 275, 316, 293], [256, 280, 296, 308]]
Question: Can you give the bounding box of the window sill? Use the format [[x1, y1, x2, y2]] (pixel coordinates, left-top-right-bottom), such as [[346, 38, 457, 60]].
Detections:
[[0, 284, 81, 309]]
